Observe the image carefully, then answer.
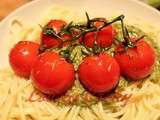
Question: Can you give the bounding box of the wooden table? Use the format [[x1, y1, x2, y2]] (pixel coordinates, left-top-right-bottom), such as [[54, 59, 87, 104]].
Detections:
[[0, 0, 31, 21]]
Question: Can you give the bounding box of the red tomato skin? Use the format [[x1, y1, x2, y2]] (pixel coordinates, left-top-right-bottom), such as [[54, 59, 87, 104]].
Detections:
[[41, 34, 61, 48], [114, 39, 156, 80], [78, 53, 120, 94], [42, 33, 71, 48], [31, 52, 75, 96], [47, 20, 67, 33], [84, 25, 114, 48], [82, 21, 115, 48], [41, 20, 72, 48], [9, 41, 40, 78], [60, 34, 72, 47]]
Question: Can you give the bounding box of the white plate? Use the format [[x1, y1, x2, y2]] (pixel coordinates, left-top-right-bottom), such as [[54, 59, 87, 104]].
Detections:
[[0, 0, 160, 69]]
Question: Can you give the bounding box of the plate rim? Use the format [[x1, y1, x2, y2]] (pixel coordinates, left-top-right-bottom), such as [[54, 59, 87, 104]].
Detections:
[[0, 0, 160, 26]]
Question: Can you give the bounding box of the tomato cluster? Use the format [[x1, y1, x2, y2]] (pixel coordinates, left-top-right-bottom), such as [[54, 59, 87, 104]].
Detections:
[[41, 20, 72, 48], [9, 18, 156, 97]]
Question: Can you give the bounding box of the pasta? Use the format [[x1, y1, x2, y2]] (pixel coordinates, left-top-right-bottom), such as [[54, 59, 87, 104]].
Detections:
[[0, 6, 160, 120], [0, 70, 160, 119]]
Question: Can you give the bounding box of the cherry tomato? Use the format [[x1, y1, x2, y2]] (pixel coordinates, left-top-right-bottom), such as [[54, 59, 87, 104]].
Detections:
[[41, 19, 72, 48], [114, 39, 156, 80], [31, 51, 75, 96], [82, 21, 115, 48], [78, 53, 120, 95], [9, 41, 40, 78]]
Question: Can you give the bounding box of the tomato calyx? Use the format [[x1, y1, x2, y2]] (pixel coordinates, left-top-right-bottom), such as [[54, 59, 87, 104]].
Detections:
[[42, 26, 64, 41], [117, 18, 146, 52], [85, 12, 124, 30]]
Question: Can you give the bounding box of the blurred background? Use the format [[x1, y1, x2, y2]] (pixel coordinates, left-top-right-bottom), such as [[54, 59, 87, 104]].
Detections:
[[0, 0, 160, 21], [0, 0, 32, 20]]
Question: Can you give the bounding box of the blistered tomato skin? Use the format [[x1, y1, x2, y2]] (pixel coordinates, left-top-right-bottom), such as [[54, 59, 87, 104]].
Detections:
[[78, 53, 120, 95], [115, 39, 156, 80], [41, 20, 72, 48], [9, 41, 40, 78], [31, 52, 75, 97]]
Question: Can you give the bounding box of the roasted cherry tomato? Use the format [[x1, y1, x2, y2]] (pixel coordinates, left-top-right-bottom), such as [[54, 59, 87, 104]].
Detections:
[[31, 51, 75, 97], [114, 39, 156, 80], [78, 53, 120, 95], [9, 41, 40, 78], [41, 19, 72, 48], [82, 21, 115, 48]]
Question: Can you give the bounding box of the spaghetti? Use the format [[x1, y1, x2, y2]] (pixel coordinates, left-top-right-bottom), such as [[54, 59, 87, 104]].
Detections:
[[0, 6, 160, 120]]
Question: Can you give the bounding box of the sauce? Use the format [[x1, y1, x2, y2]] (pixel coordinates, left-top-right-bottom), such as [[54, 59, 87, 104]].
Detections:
[[49, 23, 160, 109]]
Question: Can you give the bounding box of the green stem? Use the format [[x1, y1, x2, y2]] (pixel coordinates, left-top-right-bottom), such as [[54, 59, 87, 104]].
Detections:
[[42, 14, 126, 53], [85, 12, 91, 28], [120, 17, 135, 48]]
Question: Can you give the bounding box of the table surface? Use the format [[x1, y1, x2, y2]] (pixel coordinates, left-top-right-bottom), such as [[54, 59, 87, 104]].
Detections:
[[0, 0, 32, 21]]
